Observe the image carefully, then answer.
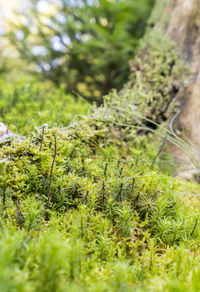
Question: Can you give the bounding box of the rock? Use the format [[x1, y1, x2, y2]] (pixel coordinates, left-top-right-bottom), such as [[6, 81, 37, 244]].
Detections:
[[0, 122, 8, 136], [0, 122, 24, 145]]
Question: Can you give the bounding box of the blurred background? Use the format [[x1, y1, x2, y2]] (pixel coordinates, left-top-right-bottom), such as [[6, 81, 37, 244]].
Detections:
[[0, 0, 154, 133]]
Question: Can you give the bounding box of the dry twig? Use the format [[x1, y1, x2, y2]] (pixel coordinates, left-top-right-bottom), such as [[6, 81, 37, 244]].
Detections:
[[46, 136, 57, 213]]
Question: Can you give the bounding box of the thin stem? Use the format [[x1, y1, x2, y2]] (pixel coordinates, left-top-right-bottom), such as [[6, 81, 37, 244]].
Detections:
[[150, 135, 167, 170], [46, 136, 57, 211]]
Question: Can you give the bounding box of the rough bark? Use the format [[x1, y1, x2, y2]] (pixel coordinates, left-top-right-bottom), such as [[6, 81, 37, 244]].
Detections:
[[162, 0, 200, 178], [126, 0, 200, 179]]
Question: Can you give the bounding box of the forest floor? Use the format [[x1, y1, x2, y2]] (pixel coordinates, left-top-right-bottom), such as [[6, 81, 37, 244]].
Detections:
[[1, 79, 200, 291]]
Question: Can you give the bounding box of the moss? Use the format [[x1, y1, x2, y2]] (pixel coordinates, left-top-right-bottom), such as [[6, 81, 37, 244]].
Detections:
[[0, 1, 199, 290], [0, 120, 200, 291], [0, 123, 198, 237], [115, 27, 190, 129], [147, 0, 167, 27], [0, 78, 90, 135]]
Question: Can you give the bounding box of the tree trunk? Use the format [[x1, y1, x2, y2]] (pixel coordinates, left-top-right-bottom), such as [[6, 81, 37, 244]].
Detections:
[[166, 0, 200, 179], [157, 0, 200, 179], [126, 0, 200, 179]]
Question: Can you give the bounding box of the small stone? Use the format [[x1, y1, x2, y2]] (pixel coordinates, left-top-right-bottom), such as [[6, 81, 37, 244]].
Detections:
[[0, 122, 25, 145], [0, 122, 9, 137]]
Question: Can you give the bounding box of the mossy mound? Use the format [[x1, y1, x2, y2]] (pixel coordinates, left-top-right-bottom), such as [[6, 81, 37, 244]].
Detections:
[[0, 2, 199, 289], [0, 121, 200, 291], [0, 74, 200, 291]]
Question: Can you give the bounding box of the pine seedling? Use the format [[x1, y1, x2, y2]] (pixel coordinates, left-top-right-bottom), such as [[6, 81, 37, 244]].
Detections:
[[21, 197, 45, 231], [116, 206, 132, 237], [88, 191, 98, 214], [105, 197, 116, 222]]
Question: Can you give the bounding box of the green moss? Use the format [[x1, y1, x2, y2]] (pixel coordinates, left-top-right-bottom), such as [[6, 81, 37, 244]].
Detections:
[[0, 123, 198, 239], [110, 27, 190, 129], [147, 0, 167, 27], [0, 123, 200, 291], [0, 1, 198, 290], [0, 78, 90, 135]]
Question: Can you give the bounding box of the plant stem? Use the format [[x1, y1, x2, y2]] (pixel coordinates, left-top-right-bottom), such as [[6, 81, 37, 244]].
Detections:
[[46, 136, 57, 211]]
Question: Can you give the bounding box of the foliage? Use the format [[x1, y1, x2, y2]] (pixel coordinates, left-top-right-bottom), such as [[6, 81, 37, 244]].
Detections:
[[125, 28, 189, 125], [0, 61, 199, 291], [0, 45, 10, 78], [0, 78, 89, 135], [1, 0, 200, 291], [8, 0, 154, 102], [0, 122, 200, 291]]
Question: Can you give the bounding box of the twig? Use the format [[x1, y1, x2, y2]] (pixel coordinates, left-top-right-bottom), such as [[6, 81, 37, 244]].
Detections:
[[39, 125, 45, 151], [46, 136, 57, 212]]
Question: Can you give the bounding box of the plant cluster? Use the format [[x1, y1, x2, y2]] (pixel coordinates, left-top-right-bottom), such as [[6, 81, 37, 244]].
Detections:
[[0, 115, 200, 291], [0, 1, 199, 291]]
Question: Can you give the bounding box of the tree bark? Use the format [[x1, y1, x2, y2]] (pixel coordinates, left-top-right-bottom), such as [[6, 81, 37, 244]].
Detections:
[[159, 0, 200, 178], [127, 0, 200, 179]]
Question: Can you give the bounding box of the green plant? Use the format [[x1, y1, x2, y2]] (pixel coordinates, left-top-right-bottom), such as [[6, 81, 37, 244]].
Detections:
[[0, 78, 89, 135], [8, 0, 154, 102]]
